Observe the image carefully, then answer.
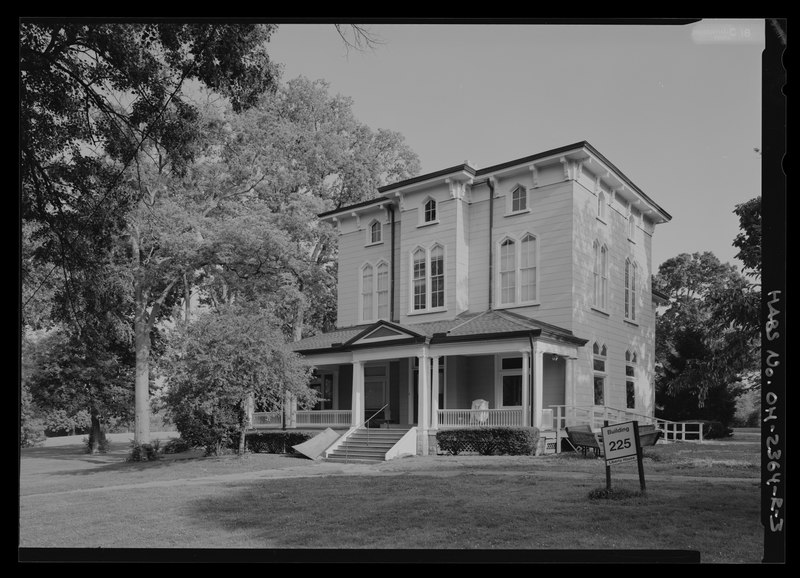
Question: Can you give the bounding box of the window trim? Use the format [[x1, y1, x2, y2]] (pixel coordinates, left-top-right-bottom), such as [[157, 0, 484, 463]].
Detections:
[[591, 240, 609, 313], [592, 342, 607, 406], [494, 232, 540, 309], [407, 243, 447, 315], [627, 211, 637, 243], [495, 354, 524, 409], [625, 349, 637, 409], [624, 258, 638, 324], [505, 184, 531, 216], [359, 259, 391, 323], [418, 196, 440, 227], [596, 190, 607, 224], [366, 218, 383, 246]]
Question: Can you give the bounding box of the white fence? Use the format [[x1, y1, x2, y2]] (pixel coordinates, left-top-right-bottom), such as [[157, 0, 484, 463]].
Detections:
[[549, 405, 705, 442]]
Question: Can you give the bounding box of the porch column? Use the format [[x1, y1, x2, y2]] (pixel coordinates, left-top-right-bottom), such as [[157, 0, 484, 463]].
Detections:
[[351, 360, 364, 427], [565, 356, 576, 425], [532, 343, 544, 429], [417, 353, 430, 455], [430, 355, 440, 429], [521, 351, 530, 427]]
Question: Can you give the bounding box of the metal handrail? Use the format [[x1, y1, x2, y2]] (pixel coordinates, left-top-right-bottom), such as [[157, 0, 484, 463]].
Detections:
[[345, 403, 389, 463]]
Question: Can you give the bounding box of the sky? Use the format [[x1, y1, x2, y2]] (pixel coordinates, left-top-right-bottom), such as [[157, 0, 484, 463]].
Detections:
[[266, 20, 766, 272]]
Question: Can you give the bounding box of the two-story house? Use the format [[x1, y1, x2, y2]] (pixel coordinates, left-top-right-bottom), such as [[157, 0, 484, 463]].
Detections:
[[272, 141, 671, 457]]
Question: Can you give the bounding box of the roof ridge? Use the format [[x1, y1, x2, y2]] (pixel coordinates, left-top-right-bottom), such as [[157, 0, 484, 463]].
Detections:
[[445, 310, 492, 334]]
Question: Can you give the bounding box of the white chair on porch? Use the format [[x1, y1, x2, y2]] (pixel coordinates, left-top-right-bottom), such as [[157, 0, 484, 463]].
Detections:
[[470, 399, 489, 426]]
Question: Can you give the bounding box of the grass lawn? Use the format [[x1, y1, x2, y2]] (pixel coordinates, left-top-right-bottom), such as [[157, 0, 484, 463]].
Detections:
[[18, 430, 765, 563]]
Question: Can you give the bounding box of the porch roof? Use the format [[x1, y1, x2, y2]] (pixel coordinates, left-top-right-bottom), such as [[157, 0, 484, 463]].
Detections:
[[290, 310, 588, 355]]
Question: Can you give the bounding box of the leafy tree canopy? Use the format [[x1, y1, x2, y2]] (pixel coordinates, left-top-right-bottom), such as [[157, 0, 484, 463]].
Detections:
[[653, 251, 760, 426]]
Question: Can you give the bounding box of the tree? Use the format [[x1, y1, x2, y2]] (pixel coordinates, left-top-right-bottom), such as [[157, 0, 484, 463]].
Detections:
[[654, 252, 760, 426], [732, 196, 761, 279], [23, 326, 135, 453], [20, 23, 280, 445], [163, 306, 313, 455], [204, 77, 420, 341]]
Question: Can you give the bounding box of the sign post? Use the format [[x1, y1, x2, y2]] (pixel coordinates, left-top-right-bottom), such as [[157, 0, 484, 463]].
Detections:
[[601, 420, 646, 494]]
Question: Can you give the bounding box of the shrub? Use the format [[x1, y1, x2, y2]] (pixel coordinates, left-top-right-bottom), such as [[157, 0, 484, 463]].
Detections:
[[436, 427, 539, 456], [126, 439, 161, 462], [162, 438, 191, 454], [21, 418, 47, 448], [245, 431, 313, 454], [44, 409, 92, 436]]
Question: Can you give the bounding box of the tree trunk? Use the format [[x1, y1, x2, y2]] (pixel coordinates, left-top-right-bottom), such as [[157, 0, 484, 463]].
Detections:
[[134, 317, 151, 445], [89, 405, 103, 454], [238, 401, 247, 455]]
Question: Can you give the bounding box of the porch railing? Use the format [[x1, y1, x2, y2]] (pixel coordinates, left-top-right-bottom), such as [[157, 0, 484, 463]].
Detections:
[[296, 410, 352, 427], [437, 408, 523, 428], [251, 410, 353, 429], [251, 411, 282, 429], [549, 405, 704, 442]]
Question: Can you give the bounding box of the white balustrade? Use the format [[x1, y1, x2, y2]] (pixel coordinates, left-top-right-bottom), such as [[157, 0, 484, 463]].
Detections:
[[437, 408, 523, 428], [295, 410, 352, 427]]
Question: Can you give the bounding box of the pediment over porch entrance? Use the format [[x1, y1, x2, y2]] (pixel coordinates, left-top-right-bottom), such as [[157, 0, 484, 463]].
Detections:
[[344, 320, 426, 348]]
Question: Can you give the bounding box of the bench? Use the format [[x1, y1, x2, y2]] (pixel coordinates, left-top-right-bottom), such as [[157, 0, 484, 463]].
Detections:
[[565, 425, 604, 458]]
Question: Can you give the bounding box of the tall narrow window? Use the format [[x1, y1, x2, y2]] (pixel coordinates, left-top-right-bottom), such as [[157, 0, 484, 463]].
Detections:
[[376, 262, 389, 320], [593, 241, 608, 309], [628, 214, 636, 240], [499, 239, 516, 305], [424, 198, 437, 223], [597, 191, 606, 221], [412, 248, 426, 311], [520, 234, 537, 302], [593, 342, 607, 406], [600, 246, 608, 308], [361, 264, 373, 322], [593, 241, 600, 307], [625, 350, 637, 409], [511, 186, 527, 212], [369, 220, 382, 244], [430, 245, 444, 308], [625, 258, 637, 321]]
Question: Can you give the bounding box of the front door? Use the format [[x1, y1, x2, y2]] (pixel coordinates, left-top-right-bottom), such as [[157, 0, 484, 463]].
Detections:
[[364, 364, 389, 423]]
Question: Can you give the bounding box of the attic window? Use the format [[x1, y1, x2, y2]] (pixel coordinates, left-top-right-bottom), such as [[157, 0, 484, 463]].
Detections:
[[424, 198, 437, 223], [512, 186, 527, 212], [367, 219, 382, 245]]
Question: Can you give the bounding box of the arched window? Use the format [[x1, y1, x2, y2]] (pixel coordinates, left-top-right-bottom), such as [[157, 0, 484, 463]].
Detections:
[[412, 248, 427, 311], [410, 244, 446, 313], [430, 245, 444, 308], [499, 238, 516, 305], [368, 219, 382, 244], [361, 264, 374, 322], [511, 185, 527, 212], [625, 258, 637, 321], [597, 191, 606, 221], [498, 234, 539, 306], [376, 262, 389, 320], [592, 241, 608, 310], [520, 234, 537, 302], [423, 198, 437, 223]]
